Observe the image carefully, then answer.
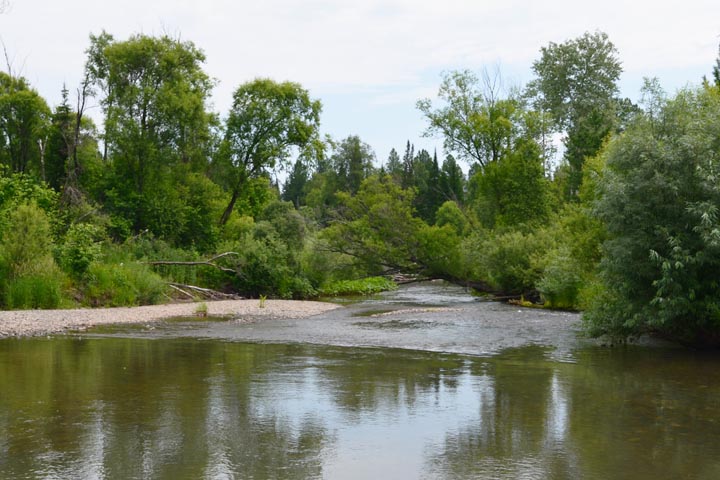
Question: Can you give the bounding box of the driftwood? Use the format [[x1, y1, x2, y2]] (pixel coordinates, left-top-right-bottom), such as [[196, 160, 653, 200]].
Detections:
[[146, 252, 240, 274], [168, 282, 242, 300]]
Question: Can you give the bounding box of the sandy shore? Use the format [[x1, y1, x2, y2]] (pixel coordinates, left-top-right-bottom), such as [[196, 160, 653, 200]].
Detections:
[[0, 299, 342, 338]]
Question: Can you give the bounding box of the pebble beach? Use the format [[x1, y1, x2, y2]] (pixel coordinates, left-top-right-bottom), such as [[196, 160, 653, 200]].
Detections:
[[0, 299, 341, 338]]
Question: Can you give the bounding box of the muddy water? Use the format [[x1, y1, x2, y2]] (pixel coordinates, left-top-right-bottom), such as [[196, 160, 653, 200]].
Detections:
[[1, 282, 719, 479]]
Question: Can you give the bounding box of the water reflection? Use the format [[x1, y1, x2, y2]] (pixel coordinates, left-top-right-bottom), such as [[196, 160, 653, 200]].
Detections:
[[1, 338, 719, 479]]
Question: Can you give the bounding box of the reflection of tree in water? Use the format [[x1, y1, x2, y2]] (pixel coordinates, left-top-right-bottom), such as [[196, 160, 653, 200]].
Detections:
[[313, 347, 466, 415], [427, 345, 580, 479], [0, 339, 330, 479], [564, 347, 720, 480], [428, 345, 720, 479]]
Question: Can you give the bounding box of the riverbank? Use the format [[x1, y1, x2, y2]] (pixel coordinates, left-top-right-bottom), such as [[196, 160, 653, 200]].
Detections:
[[0, 299, 342, 338]]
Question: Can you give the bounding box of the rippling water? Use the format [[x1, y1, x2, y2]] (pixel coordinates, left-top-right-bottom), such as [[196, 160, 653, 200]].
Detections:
[[1, 282, 719, 479]]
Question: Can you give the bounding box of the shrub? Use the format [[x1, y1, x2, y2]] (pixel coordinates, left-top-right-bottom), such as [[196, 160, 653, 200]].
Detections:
[[468, 228, 552, 294], [4, 273, 64, 309], [83, 261, 166, 307], [319, 277, 397, 296], [57, 223, 105, 278], [537, 247, 583, 309]]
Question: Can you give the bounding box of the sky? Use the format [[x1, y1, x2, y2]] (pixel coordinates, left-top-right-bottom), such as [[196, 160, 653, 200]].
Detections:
[[1, 0, 719, 166]]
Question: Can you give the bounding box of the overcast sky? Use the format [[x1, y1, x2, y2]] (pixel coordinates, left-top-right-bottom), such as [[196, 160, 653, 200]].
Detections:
[[1, 0, 719, 163]]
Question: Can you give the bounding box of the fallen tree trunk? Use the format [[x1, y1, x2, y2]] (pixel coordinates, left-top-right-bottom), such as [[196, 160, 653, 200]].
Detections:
[[145, 252, 240, 274], [168, 282, 242, 300]]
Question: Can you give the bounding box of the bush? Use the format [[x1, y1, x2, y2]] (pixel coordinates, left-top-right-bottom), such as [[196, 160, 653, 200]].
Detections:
[[319, 277, 397, 296], [83, 261, 166, 307], [467, 228, 552, 294], [57, 223, 105, 278], [537, 247, 583, 309], [4, 274, 64, 309]]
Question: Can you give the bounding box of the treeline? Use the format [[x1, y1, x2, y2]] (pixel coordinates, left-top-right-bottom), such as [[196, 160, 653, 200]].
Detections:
[[1, 30, 720, 345]]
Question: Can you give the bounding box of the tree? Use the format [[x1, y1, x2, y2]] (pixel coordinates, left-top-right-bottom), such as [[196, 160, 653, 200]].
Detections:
[[330, 135, 375, 194], [0, 72, 50, 175], [281, 158, 310, 208], [218, 78, 321, 225], [385, 148, 402, 184], [470, 139, 549, 228], [418, 69, 531, 170], [85, 32, 217, 240], [44, 85, 101, 194], [527, 31, 622, 197], [585, 86, 720, 346], [439, 154, 465, 204], [87, 32, 214, 191], [322, 174, 425, 273]]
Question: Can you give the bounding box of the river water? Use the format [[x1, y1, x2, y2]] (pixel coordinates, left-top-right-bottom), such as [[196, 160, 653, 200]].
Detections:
[[1, 282, 719, 479]]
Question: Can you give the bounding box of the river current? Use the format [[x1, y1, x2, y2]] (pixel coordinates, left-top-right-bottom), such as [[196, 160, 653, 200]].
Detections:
[[1, 282, 718, 479]]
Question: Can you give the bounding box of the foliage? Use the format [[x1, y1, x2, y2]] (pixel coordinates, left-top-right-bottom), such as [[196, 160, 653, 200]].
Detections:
[[465, 228, 552, 295], [83, 260, 166, 307], [585, 86, 720, 345], [57, 222, 105, 278], [86, 32, 216, 241], [0, 72, 51, 175], [0, 202, 66, 309], [418, 70, 524, 168], [217, 78, 321, 224], [469, 139, 549, 228], [527, 31, 623, 197], [319, 276, 397, 296], [322, 174, 425, 274], [435, 201, 469, 236]]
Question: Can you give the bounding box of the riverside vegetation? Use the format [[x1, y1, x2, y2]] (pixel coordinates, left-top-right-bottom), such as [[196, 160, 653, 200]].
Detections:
[[1, 30, 720, 346]]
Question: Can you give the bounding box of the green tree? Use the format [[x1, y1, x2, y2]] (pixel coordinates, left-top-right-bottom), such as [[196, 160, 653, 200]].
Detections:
[[469, 139, 549, 228], [0, 72, 51, 176], [527, 31, 622, 197], [321, 174, 425, 274], [85, 32, 217, 242], [418, 70, 531, 170], [330, 135, 375, 194], [439, 154, 465, 204], [281, 158, 310, 208], [44, 86, 102, 194], [218, 78, 321, 224], [585, 86, 720, 345], [385, 147, 403, 184]]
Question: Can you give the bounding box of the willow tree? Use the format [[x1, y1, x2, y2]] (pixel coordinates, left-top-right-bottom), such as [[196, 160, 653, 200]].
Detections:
[[218, 78, 321, 225]]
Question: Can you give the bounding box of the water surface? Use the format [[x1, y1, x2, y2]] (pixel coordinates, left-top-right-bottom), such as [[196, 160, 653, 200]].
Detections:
[[1, 283, 719, 479]]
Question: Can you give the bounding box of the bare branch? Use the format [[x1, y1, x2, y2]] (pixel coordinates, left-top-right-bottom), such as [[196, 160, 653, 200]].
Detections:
[[145, 252, 241, 274]]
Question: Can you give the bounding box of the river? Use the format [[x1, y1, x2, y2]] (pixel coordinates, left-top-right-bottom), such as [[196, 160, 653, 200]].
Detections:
[[1, 282, 719, 479]]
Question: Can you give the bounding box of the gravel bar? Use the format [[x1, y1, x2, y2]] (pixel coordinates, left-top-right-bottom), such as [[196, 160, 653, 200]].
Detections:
[[0, 299, 341, 338]]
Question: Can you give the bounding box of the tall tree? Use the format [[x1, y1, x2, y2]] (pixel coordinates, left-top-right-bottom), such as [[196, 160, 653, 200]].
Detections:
[[385, 147, 402, 184], [281, 158, 310, 208], [218, 78, 321, 225], [85, 32, 217, 243], [439, 154, 465, 204], [418, 69, 531, 170], [0, 72, 50, 175], [527, 31, 622, 197], [330, 135, 375, 194], [87, 32, 215, 193]]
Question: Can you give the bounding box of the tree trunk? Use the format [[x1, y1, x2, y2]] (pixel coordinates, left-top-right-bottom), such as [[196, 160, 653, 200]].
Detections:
[[219, 187, 239, 225]]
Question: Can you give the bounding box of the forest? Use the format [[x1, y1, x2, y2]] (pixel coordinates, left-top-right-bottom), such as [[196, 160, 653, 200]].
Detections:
[[1, 30, 720, 345]]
